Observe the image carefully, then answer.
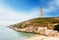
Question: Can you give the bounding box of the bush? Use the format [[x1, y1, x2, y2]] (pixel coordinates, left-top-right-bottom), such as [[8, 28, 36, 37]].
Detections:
[[54, 24, 59, 31]]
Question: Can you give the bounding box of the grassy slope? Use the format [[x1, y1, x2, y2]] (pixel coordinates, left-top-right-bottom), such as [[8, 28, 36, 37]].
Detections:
[[11, 17, 59, 29]]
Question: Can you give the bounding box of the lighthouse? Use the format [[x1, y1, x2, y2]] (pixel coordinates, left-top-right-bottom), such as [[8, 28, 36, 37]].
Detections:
[[40, 7, 43, 18]]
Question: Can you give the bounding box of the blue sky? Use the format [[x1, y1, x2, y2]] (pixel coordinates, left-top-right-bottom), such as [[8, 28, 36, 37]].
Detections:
[[0, 0, 59, 25], [1, 0, 52, 11]]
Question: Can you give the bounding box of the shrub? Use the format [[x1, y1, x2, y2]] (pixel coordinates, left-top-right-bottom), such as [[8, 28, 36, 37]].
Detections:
[[54, 24, 59, 32]]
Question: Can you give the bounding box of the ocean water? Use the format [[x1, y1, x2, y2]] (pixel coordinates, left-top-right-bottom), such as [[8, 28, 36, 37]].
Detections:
[[0, 25, 35, 40]]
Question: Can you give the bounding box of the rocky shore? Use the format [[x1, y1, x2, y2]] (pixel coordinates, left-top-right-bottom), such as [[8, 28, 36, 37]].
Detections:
[[9, 17, 59, 40], [9, 26, 59, 37], [9, 25, 59, 40]]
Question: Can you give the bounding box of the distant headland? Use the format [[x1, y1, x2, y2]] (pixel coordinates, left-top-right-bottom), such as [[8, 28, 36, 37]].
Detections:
[[9, 8, 59, 37]]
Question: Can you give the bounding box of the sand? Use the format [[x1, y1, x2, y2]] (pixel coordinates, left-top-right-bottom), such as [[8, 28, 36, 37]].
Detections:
[[26, 35, 59, 40]]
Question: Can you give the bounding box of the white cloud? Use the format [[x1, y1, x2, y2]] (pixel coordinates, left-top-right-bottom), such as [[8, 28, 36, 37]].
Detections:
[[0, 6, 38, 25], [40, 0, 59, 17], [31, 0, 59, 17], [0, 0, 59, 25], [27, 0, 59, 17]]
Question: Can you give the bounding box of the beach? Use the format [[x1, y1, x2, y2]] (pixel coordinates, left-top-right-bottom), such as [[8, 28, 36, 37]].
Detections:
[[26, 35, 59, 40]]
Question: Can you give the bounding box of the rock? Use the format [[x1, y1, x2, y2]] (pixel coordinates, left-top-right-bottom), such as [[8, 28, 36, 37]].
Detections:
[[12, 26, 59, 37], [34, 27, 47, 34], [45, 30, 59, 37]]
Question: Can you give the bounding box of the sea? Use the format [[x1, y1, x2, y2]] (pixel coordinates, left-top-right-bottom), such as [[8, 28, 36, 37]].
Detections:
[[0, 25, 36, 40]]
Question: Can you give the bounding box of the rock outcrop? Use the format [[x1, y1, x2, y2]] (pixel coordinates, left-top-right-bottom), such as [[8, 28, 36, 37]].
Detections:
[[9, 17, 59, 38], [10, 26, 59, 37]]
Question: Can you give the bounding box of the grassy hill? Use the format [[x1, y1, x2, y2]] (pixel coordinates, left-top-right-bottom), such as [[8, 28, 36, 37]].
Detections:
[[10, 17, 59, 30]]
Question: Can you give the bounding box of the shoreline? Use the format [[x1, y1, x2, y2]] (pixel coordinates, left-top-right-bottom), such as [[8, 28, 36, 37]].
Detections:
[[9, 26, 59, 40], [26, 35, 59, 40]]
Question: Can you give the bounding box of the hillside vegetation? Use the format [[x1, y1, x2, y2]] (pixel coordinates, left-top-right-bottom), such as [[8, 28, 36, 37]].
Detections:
[[11, 17, 59, 30]]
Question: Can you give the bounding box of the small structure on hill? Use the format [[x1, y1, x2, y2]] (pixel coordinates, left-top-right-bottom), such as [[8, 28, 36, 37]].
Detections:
[[40, 7, 43, 18]]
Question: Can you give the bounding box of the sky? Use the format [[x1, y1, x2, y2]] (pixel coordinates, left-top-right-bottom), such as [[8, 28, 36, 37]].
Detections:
[[0, 0, 59, 25]]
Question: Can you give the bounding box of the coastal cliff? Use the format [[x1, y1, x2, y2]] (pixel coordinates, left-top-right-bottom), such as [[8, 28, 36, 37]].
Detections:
[[9, 17, 59, 36]]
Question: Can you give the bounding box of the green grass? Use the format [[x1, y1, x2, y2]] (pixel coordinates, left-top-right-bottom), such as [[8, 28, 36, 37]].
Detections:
[[11, 17, 59, 29]]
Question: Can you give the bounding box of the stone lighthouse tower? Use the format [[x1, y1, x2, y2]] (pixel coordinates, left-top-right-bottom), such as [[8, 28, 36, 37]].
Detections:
[[40, 7, 43, 18]]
